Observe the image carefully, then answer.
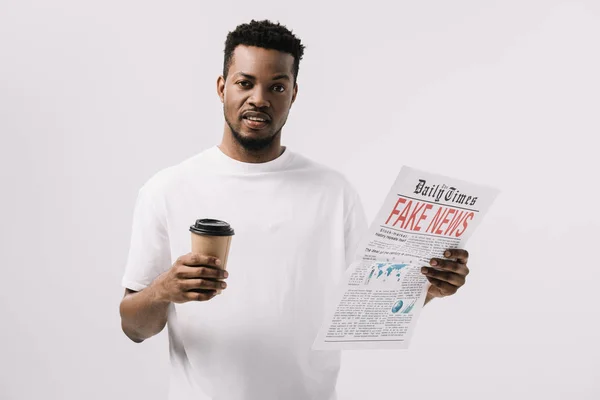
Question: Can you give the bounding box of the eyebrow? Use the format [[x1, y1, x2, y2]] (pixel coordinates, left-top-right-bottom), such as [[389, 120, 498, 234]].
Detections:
[[235, 72, 291, 81]]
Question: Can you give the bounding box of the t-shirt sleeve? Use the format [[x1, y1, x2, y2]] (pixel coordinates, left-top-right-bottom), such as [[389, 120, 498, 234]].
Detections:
[[344, 185, 369, 268], [121, 182, 172, 291]]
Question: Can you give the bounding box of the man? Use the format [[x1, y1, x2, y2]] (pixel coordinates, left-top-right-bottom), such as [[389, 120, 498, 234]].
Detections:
[[119, 19, 470, 400]]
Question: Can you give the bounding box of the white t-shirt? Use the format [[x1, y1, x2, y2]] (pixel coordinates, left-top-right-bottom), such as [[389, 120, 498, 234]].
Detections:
[[121, 145, 368, 400]]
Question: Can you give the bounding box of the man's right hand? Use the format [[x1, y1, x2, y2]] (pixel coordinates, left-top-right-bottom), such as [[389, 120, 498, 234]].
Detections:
[[152, 253, 228, 303]]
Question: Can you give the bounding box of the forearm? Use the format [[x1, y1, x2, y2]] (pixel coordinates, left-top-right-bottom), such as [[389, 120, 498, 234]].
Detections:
[[119, 283, 170, 343]]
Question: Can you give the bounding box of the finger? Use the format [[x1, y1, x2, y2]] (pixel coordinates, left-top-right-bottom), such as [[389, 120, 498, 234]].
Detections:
[[184, 290, 217, 302], [182, 278, 227, 291], [421, 267, 466, 287], [426, 276, 458, 296], [177, 253, 222, 268], [428, 258, 469, 276], [443, 248, 469, 264], [177, 265, 229, 280]]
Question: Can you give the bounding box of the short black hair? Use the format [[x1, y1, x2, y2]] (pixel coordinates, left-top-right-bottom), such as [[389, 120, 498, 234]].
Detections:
[[223, 19, 305, 84]]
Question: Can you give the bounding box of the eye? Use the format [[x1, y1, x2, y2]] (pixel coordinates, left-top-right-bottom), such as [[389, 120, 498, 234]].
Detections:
[[272, 84, 285, 93], [237, 80, 252, 88]]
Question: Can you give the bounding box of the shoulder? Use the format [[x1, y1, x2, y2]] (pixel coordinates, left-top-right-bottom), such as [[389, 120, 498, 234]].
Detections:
[[289, 151, 360, 199], [137, 148, 211, 198]]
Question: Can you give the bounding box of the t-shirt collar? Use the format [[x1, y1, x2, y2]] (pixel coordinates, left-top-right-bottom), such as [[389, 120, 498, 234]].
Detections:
[[208, 145, 294, 174]]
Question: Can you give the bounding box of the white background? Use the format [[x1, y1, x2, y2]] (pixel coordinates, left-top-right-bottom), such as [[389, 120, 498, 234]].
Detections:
[[1, 0, 599, 399]]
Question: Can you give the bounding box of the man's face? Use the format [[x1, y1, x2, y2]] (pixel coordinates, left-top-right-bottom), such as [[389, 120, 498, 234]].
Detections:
[[217, 45, 298, 151]]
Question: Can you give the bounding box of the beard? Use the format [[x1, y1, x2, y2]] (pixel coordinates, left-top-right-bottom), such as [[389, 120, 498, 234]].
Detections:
[[224, 109, 282, 152]]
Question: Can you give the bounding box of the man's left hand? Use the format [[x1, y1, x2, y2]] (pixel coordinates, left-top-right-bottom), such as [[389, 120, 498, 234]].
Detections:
[[422, 249, 470, 304]]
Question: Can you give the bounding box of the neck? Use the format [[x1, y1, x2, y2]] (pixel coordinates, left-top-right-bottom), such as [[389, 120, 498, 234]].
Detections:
[[219, 128, 284, 163]]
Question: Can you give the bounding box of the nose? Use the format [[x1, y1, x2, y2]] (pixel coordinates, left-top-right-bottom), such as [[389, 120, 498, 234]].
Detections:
[[248, 86, 270, 109]]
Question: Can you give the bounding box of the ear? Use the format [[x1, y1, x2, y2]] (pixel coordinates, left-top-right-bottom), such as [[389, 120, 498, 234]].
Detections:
[[291, 82, 298, 106], [217, 75, 225, 103]]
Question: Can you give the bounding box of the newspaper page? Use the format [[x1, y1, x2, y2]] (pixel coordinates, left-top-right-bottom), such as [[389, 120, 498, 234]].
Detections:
[[312, 166, 500, 350]]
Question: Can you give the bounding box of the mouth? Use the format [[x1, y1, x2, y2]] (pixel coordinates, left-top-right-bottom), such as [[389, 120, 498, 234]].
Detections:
[[242, 111, 271, 130]]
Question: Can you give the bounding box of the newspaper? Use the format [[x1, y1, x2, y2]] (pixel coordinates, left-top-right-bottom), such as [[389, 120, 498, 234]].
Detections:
[[312, 166, 500, 350]]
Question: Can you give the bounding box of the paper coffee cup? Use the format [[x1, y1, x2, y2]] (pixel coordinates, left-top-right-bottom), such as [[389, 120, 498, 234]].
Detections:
[[189, 219, 234, 294]]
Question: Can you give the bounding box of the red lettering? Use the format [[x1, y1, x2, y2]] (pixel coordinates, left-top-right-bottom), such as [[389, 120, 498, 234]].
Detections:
[[385, 197, 407, 225], [394, 200, 413, 228], [414, 204, 433, 232], [434, 208, 455, 235], [404, 202, 427, 231], [444, 210, 468, 236], [427, 206, 449, 233], [455, 212, 474, 237]]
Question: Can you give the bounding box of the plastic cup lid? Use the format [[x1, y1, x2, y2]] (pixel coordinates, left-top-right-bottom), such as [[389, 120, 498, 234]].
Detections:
[[189, 218, 235, 236]]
